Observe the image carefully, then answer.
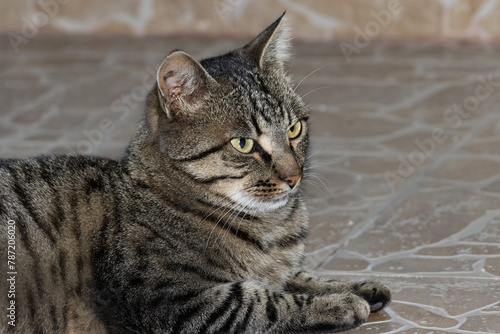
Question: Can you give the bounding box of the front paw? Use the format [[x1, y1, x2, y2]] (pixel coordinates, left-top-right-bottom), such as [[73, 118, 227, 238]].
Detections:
[[351, 280, 391, 312], [340, 293, 371, 327], [308, 293, 370, 331]]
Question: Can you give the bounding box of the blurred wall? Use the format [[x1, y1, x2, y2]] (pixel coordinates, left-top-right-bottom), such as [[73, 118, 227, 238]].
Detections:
[[2, 0, 500, 42]]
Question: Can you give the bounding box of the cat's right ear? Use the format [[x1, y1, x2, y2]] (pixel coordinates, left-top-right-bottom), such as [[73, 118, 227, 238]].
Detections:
[[156, 51, 217, 118], [242, 12, 292, 71]]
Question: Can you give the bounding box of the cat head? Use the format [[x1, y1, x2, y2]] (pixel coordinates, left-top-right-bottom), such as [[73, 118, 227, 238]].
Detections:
[[150, 14, 309, 213]]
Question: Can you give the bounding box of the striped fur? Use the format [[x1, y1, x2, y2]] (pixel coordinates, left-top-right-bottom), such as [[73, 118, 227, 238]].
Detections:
[[0, 14, 390, 333]]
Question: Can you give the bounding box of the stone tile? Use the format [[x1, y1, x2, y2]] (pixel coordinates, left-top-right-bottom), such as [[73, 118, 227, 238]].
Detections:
[[416, 244, 500, 256], [42, 112, 89, 130], [311, 111, 409, 139], [482, 179, 500, 194], [483, 302, 500, 312], [459, 211, 500, 244], [346, 320, 403, 333], [297, 81, 417, 109], [291, 61, 417, 83], [390, 302, 460, 328], [458, 314, 500, 333], [372, 257, 478, 274], [463, 139, 500, 155], [396, 329, 455, 334], [322, 250, 370, 272], [381, 129, 454, 155], [474, 117, 500, 139], [324, 275, 500, 333], [385, 277, 500, 318], [343, 189, 500, 258], [430, 157, 500, 182], [484, 257, 500, 277]]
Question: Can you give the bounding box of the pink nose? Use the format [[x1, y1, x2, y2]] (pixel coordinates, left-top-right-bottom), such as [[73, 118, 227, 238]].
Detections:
[[284, 174, 301, 188]]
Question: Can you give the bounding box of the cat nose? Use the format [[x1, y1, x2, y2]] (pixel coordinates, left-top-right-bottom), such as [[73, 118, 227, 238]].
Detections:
[[284, 174, 301, 189]]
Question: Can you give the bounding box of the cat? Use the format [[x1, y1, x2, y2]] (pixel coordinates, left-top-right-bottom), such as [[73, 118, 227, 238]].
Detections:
[[0, 13, 390, 334]]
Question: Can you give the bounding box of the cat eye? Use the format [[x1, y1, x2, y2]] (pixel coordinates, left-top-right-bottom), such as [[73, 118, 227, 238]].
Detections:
[[287, 121, 302, 139], [230, 138, 254, 154]]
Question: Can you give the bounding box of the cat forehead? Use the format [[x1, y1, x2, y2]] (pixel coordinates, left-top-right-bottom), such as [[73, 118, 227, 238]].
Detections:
[[201, 52, 254, 77], [196, 51, 305, 126], [201, 52, 279, 93]]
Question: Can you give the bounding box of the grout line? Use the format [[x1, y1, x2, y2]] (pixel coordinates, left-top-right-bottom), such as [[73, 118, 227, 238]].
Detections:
[[314, 269, 500, 281]]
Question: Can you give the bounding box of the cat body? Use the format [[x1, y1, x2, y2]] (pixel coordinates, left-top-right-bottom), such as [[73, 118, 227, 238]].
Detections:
[[0, 14, 390, 333]]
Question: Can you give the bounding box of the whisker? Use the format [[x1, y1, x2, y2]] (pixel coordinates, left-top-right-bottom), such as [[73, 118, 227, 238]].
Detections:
[[205, 204, 234, 251], [202, 192, 234, 222], [218, 199, 252, 249], [301, 86, 334, 100], [304, 172, 330, 190], [287, 54, 295, 76], [219, 192, 264, 248], [211, 201, 243, 249], [305, 157, 348, 170], [294, 65, 330, 92], [229, 196, 262, 247], [306, 151, 321, 161], [204, 190, 242, 251], [209, 189, 260, 250]]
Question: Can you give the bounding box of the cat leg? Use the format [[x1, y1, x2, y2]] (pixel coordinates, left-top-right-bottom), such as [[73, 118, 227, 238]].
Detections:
[[285, 271, 391, 312], [164, 280, 370, 334]]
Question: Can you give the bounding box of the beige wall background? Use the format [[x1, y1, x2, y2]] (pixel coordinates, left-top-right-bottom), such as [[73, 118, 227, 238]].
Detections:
[[2, 0, 500, 42]]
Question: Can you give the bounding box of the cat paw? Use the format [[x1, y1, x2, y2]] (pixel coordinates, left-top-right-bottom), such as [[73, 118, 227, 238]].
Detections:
[[336, 293, 371, 328], [350, 293, 371, 325], [293, 293, 370, 333], [320, 293, 370, 328], [351, 280, 391, 312]]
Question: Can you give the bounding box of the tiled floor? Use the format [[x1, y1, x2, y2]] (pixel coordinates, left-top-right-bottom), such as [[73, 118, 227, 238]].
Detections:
[[1, 34, 500, 333]]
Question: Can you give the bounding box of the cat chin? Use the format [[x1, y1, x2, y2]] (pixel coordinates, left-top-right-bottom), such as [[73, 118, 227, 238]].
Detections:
[[231, 192, 290, 213], [257, 197, 290, 212]]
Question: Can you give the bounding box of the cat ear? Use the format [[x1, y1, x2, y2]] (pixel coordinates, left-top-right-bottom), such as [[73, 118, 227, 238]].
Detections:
[[156, 50, 217, 118], [242, 12, 292, 70]]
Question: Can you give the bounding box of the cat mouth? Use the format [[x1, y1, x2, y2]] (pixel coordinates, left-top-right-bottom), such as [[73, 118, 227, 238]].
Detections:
[[229, 176, 302, 213]]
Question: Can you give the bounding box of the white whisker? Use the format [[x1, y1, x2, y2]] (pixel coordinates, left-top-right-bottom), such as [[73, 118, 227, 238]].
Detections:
[[294, 65, 330, 92], [304, 172, 329, 190], [301, 86, 334, 100]]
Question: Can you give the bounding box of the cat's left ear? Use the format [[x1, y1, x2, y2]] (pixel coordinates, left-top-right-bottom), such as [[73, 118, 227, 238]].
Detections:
[[242, 12, 292, 70], [156, 50, 218, 118]]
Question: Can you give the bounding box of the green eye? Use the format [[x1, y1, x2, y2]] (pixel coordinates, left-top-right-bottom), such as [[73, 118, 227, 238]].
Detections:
[[230, 138, 254, 153], [287, 121, 302, 139]]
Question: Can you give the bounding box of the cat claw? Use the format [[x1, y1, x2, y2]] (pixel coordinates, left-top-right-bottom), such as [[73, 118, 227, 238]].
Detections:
[[370, 302, 383, 312]]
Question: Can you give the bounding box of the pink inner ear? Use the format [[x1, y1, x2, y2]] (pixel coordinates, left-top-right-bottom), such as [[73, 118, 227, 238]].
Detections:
[[157, 51, 216, 115], [166, 75, 187, 98], [171, 86, 182, 97]]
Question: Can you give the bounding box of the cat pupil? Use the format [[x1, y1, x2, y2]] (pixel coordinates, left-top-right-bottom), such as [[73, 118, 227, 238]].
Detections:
[[239, 138, 246, 149]]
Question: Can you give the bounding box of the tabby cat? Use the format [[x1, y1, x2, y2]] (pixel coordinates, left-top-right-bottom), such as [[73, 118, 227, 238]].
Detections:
[[0, 14, 390, 333]]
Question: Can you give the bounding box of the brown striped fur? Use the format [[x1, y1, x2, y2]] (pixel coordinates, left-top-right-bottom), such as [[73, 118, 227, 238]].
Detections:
[[0, 14, 390, 333]]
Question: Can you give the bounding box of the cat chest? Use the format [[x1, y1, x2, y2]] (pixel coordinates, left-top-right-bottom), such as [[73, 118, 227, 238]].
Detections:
[[224, 239, 305, 285]]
